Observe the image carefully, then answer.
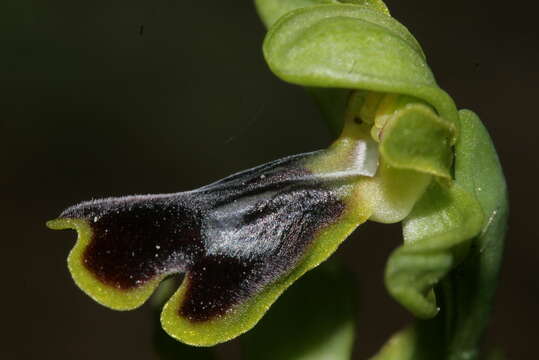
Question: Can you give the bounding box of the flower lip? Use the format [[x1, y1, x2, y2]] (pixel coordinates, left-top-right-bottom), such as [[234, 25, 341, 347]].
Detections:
[[48, 149, 356, 321]]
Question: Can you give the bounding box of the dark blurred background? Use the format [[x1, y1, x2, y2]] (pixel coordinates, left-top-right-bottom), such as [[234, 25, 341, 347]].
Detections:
[[2, 0, 538, 358]]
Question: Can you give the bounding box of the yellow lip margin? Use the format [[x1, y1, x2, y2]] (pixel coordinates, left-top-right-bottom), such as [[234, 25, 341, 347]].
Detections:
[[160, 185, 371, 346], [47, 218, 164, 311]]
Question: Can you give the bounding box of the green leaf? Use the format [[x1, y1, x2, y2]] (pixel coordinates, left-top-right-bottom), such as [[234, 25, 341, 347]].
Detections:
[[242, 260, 356, 360], [263, 4, 459, 137]]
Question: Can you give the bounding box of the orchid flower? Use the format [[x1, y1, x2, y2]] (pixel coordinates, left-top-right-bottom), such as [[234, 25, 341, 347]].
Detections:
[[48, 1, 507, 358]]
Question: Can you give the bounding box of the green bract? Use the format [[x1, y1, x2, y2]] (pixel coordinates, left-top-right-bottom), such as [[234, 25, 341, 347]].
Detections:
[[48, 1, 507, 359]]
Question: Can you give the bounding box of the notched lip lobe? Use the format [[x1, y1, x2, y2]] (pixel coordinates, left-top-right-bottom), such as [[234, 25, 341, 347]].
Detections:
[[45, 150, 358, 326], [47, 214, 199, 293]]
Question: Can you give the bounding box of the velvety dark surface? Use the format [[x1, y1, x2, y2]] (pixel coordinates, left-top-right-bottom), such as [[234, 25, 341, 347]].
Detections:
[[59, 152, 344, 321], [2, 0, 537, 358], [68, 195, 202, 289]]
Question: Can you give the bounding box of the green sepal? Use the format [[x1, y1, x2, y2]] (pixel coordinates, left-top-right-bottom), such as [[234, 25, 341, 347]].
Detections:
[[242, 260, 356, 360], [402, 182, 483, 252], [255, 0, 390, 135], [263, 4, 459, 138], [380, 110, 507, 359], [255, 0, 389, 29], [441, 110, 508, 359], [338, 0, 389, 15], [385, 180, 483, 319], [255, 0, 334, 28]]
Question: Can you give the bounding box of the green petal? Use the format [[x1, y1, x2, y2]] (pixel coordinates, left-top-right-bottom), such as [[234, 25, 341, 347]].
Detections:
[[326, 102, 434, 224], [379, 110, 507, 359], [263, 4, 458, 137], [379, 103, 454, 179]]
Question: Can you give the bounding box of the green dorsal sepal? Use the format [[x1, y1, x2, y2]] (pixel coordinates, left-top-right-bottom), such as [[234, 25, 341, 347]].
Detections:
[[263, 4, 459, 140], [256, 0, 334, 28], [255, 0, 390, 28], [338, 0, 389, 14], [386, 180, 484, 319]]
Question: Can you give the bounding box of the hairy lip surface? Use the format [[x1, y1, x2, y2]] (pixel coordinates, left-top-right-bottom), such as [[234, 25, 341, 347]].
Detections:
[[55, 151, 347, 321]]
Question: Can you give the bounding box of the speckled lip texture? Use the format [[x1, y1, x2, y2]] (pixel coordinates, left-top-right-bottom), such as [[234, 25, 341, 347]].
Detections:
[[56, 151, 346, 322]]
